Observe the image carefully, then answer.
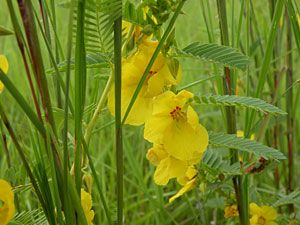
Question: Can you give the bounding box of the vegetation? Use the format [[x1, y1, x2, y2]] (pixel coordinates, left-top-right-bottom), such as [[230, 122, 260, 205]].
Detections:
[[0, 0, 299, 224]]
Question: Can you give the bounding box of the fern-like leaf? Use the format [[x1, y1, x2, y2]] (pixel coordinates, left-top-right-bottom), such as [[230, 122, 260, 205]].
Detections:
[[72, 0, 122, 56], [181, 42, 250, 70], [202, 149, 242, 175], [194, 95, 287, 116], [11, 209, 47, 225], [208, 132, 286, 161], [272, 190, 300, 207]]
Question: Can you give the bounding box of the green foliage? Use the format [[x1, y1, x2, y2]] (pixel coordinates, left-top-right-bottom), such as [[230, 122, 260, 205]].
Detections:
[[181, 42, 250, 70], [72, 0, 122, 55], [194, 95, 287, 116], [0, 25, 14, 36], [208, 131, 286, 161], [202, 149, 241, 176], [272, 190, 300, 207], [10, 209, 46, 225]]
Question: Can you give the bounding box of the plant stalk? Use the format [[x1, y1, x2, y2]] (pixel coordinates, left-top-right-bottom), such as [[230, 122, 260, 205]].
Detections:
[[114, 14, 123, 225], [285, 8, 294, 213], [216, 1, 249, 224]]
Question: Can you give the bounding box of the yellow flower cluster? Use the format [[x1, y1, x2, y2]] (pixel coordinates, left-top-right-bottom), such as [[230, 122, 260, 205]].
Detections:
[[0, 55, 9, 93], [0, 179, 15, 225], [108, 40, 181, 125], [108, 39, 208, 202], [223, 202, 278, 225]]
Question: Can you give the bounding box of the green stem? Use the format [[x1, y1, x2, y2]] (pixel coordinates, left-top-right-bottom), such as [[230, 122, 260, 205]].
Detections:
[[6, 0, 42, 122], [17, 0, 57, 137], [84, 72, 114, 144], [114, 14, 123, 225], [285, 8, 294, 213], [74, 0, 86, 193], [63, 1, 76, 224], [216, 1, 249, 224]]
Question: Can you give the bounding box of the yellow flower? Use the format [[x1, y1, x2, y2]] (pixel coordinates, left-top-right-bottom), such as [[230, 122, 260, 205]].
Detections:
[[147, 144, 198, 185], [224, 204, 239, 218], [0, 179, 15, 225], [108, 41, 181, 125], [0, 55, 9, 93], [250, 203, 278, 225], [144, 90, 208, 161], [81, 189, 94, 225]]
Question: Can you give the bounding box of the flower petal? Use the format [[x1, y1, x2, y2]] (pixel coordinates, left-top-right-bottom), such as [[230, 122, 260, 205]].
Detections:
[[177, 166, 198, 185], [250, 215, 259, 225], [169, 177, 197, 203], [108, 85, 152, 126], [250, 203, 262, 216], [164, 121, 206, 161], [146, 144, 168, 166], [261, 206, 277, 221], [0, 179, 15, 225], [0, 55, 9, 74], [0, 55, 9, 93], [154, 157, 188, 186], [144, 114, 172, 143]]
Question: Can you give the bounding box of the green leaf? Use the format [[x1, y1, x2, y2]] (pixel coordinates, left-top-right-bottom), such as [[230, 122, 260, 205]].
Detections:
[[0, 70, 45, 135], [46, 53, 110, 74], [202, 149, 242, 175], [181, 42, 250, 70], [10, 209, 46, 225], [272, 190, 300, 207], [72, 0, 122, 55], [208, 131, 286, 161], [194, 95, 287, 116], [0, 25, 14, 36]]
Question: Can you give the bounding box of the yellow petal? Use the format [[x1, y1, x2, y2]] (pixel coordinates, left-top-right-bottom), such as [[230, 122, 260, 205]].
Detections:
[[176, 90, 194, 101], [169, 177, 197, 203], [261, 206, 277, 221], [0, 55, 9, 93], [0, 55, 9, 74], [146, 144, 168, 166], [0, 179, 15, 225], [122, 59, 144, 87], [177, 166, 197, 185], [250, 215, 259, 225], [143, 114, 173, 143], [154, 157, 188, 186], [164, 121, 207, 161], [237, 130, 245, 138], [151, 91, 177, 115], [135, 42, 165, 72], [108, 85, 152, 126], [146, 62, 181, 98], [81, 189, 94, 225], [250, 203, 261, 216]]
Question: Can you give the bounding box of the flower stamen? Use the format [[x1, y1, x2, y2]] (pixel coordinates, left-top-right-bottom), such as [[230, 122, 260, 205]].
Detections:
[[170, 106, 185, 121]]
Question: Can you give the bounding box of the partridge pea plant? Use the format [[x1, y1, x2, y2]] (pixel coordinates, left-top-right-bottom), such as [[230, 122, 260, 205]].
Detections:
[[0, 0, 299, 225]]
